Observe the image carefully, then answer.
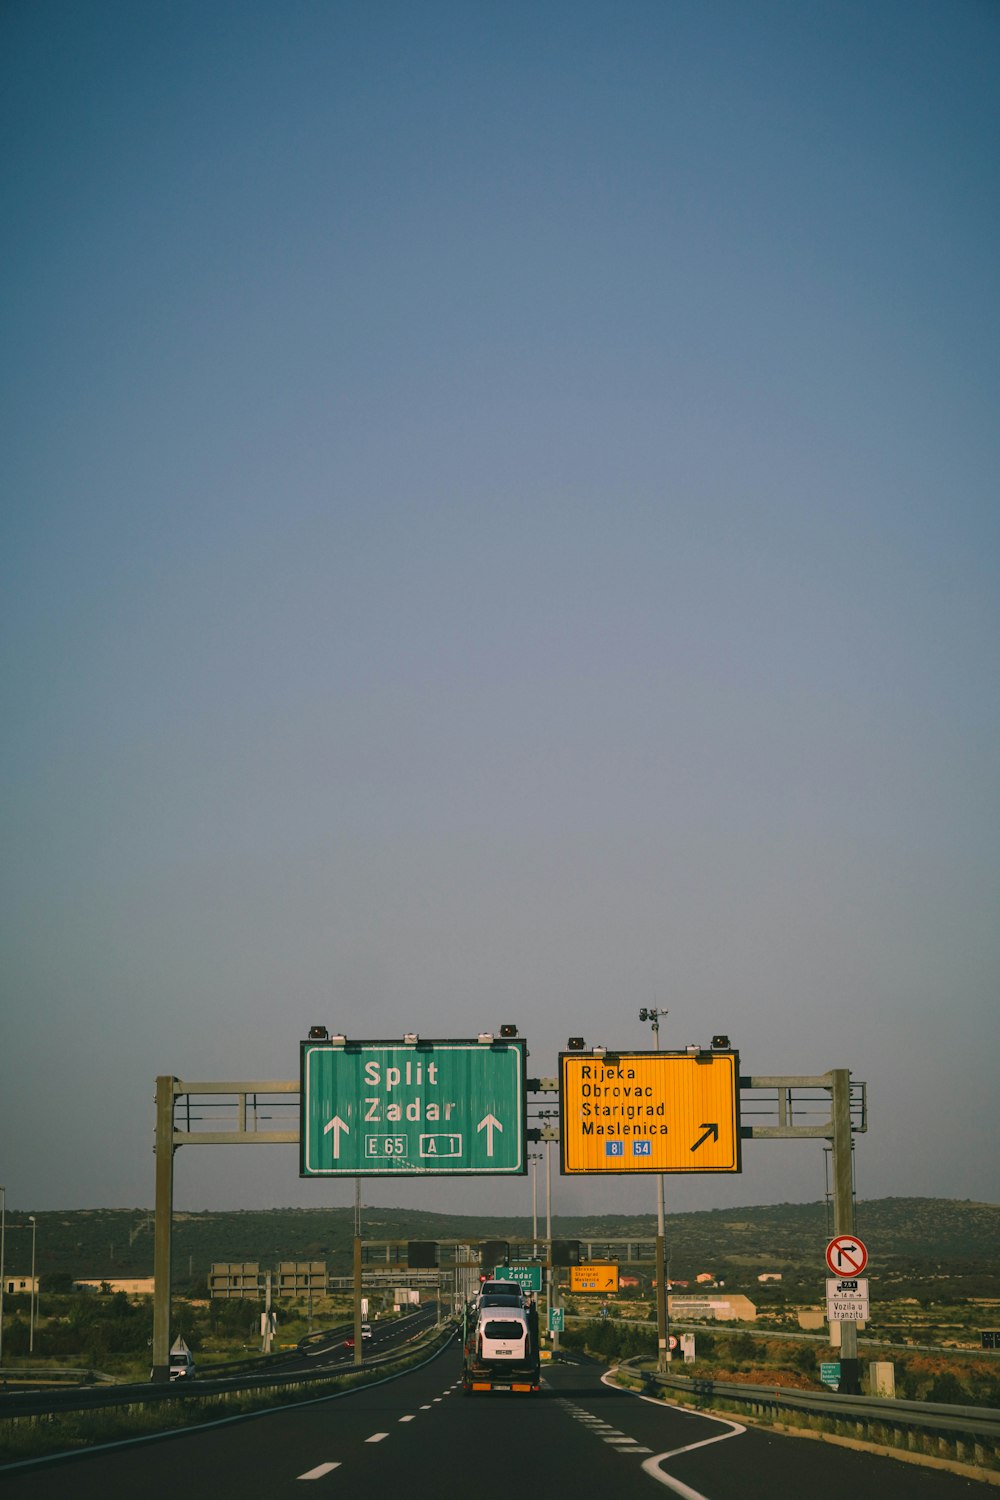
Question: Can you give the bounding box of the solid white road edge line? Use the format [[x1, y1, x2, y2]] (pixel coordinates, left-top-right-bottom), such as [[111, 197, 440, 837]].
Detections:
[[600, 1368, 746, 1498]]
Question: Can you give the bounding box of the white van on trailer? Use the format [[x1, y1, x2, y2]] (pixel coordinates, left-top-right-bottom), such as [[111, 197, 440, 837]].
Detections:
[[461, 1298, 540, 1395], [478, 1308, 532, 1362]]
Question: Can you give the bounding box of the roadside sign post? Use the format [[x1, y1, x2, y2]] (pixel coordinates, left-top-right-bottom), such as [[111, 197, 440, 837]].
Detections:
[[829, 1071, 863, 1394], [826, 1277, 870, 1323], [825, 1236, 869, 1277], [301, 1039, 527, 1177]]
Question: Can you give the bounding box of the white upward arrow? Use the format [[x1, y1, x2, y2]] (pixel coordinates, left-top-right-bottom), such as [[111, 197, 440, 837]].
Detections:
[[478, 1113, 503, 1156], [323, 1115, 349, 1158]]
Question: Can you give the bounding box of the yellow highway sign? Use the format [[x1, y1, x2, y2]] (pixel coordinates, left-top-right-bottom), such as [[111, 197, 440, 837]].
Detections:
[[560, 1050, 741, 1174], [570, 1264, 619, 1293]]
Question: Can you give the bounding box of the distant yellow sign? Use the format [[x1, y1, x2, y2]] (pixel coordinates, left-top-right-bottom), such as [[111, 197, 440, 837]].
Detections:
[[570, 1264, 619, 1293], [560, 1050, 741, 1174]]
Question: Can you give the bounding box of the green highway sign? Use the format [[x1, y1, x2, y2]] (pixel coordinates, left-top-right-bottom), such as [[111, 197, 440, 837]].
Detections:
[[493, 1264, 543, 1292], [300, 1038, 527, 1177]]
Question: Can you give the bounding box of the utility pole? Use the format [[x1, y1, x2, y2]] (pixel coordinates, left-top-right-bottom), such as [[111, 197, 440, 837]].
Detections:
[[28, 1216, 37, 1355], [831, 1069, 860, 1394]]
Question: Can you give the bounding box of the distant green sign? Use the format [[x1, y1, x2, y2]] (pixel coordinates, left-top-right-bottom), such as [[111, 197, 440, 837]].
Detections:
[[301, 1038, 526, 1177], [493, 1263, 543, 1292], [548, 1307, 565, 1332], [820, 1362, 841, 1388]]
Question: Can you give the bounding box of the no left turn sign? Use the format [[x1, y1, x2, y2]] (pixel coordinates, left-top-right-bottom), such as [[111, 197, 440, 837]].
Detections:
[[825, 1235, 868, 1276]]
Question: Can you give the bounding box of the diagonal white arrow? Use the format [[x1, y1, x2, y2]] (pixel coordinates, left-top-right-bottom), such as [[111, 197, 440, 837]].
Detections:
[[477, 1113, 503, 1156], [323, 1115, 349, 1159]]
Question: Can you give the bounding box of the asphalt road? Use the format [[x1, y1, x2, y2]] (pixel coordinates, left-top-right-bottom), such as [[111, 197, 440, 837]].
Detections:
[[0, 1342, 985, 1498], [282, 1305, 440, 1370]]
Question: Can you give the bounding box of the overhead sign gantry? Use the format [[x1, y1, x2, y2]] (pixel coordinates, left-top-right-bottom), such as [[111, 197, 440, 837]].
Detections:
[[153, 1045, 864, 1383]]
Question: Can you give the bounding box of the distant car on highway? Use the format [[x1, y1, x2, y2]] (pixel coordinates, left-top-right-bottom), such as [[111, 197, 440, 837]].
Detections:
[[477, 1279, 527, 1308], [361, 1322, 373, 1340], [169, 1338, 195, 1381]]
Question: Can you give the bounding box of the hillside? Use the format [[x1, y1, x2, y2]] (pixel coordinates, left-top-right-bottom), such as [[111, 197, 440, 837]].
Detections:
[[9, 1198, 999, 1298]]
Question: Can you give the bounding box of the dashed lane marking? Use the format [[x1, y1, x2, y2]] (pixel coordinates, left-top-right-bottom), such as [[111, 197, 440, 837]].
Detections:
[[365, 1432, 390, 1443], [557, 1394, 682, 1468], [298, 1462, 342, 1479]]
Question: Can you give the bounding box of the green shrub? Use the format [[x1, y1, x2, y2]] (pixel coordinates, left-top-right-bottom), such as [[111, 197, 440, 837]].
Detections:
[[728, 1332, 759, 1364], [927, 1371, 968, 1405]]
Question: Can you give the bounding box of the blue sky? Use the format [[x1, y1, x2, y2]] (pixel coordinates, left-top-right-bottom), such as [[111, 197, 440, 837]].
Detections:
[[2, 0, 998, 1226]]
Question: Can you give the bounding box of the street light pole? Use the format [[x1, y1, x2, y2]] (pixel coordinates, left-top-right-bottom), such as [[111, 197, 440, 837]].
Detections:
[[544, 1137, 559, 1351], [640, 1009, 670, 1370], [29, 1216, 37, 1355], [528, 1152, 542, 1255]]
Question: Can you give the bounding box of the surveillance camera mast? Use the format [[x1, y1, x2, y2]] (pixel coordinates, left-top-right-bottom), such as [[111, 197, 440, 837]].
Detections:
[[150, 1026, 866, 1392]]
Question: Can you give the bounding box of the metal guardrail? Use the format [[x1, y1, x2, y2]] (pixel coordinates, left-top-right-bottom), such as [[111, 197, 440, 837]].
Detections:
[[617, 1358, 1000, 1465], [567, 1312, 1000, 1360], [196, 1322, 357, 1377], [0, 1323, 456, 1425], [0, 1367, 117, 1386], [0, 1330, 353, 1396]]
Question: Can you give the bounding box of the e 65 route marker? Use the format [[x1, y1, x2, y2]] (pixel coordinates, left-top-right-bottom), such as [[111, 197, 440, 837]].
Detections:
[[825, 1235, 868, 1276]]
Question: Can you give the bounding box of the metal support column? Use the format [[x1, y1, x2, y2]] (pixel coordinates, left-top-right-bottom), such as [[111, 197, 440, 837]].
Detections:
[[152, 1075, 175, 1381], [353, 1228, 363, 1368], [655, 1222, 668, 1372]]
